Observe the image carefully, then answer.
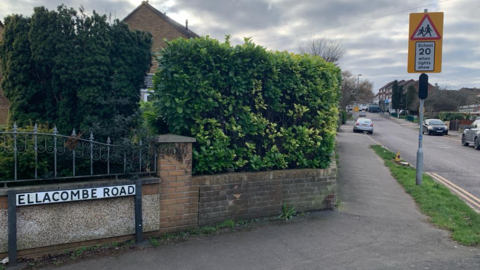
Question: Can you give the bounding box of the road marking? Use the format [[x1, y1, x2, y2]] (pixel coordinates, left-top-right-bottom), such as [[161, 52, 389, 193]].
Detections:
[[431, 173, 480, 204], [426, 172, 480, 213], [364, 133, 381, 145]]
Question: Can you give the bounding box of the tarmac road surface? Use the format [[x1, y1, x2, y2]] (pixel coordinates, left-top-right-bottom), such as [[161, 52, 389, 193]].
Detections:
[[355, 113, 480, 200]]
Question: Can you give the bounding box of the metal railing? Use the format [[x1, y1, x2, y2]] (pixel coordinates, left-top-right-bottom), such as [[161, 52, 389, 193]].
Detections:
[[0, 123, 157, 187]]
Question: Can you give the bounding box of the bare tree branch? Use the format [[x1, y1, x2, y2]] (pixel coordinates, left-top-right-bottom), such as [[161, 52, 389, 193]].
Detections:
[[339, 71, 374, 109], [298, 36, 346, 64]]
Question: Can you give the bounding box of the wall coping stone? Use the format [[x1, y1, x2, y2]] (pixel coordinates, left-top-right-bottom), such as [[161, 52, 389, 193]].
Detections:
[[156, 134, 196, 143], [0, 177, 160, 196]]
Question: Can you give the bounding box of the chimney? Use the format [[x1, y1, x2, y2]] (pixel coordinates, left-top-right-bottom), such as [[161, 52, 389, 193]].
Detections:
[[186, 19, 189, 31]]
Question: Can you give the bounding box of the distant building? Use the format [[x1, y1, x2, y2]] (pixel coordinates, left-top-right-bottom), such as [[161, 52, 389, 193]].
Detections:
[[378, 79, 435, 110], [0, 20, 10, 125], [459, 104, 480, 113], [123, 1, 200, 99], [123, 1, 199, 74], [373, 93, 380, 104]]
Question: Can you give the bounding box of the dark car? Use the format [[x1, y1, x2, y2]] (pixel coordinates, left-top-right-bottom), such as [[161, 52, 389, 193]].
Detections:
[[423, 119, 448, 136], [462, 120, 480, 150], [368, 105, 381, 113]]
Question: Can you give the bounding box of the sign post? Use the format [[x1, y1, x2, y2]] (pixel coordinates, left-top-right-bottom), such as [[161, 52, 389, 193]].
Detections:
[[408, 9, 443, 185]]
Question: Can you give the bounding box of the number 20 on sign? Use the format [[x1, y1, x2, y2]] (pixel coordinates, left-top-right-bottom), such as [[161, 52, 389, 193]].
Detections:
[[408, 12, 444, 73]]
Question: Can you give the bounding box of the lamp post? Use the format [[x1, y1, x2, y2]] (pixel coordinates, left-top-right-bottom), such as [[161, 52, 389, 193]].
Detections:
[[357, 74, 362, 108]]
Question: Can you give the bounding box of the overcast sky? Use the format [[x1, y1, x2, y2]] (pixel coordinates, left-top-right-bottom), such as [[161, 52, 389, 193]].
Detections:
[[1, 0, 479, 92]]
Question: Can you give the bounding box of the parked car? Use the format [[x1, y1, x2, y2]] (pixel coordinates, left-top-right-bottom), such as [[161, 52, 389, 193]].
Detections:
[[462, 120, 480, 150], [359, 111, 367, 117], [389, 109, 396, 114], [368, 105, 381, 113], [353, 118, 373, 134], [398, 110, 406, 115], [423, 119, 448, 135]]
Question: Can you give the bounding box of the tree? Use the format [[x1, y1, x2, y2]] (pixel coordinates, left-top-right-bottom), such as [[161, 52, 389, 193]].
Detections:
[[405, 85, 418, 112], [0, 5, 152, 139], [298, 36, 346, 64], [339, 71, 374, 109], [391, 80, 404, 112]]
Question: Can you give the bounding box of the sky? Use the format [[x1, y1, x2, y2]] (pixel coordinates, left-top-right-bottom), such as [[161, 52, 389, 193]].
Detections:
[[1, 0, 479, 93]]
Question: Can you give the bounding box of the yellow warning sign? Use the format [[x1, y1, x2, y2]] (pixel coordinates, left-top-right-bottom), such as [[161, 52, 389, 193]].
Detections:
[[408, 12, 444, 73]]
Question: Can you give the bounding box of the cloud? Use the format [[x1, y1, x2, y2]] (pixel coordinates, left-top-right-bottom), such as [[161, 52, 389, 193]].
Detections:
[[1, 0, 479, 91]]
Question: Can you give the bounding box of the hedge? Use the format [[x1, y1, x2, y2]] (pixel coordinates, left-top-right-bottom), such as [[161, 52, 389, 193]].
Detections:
[[438, 112, 474, 121], [152, 37, 341, 174], [340, 110, 348, 124]]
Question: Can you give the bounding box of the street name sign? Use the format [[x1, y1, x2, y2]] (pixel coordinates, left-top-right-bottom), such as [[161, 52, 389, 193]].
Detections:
[[16, 185, 136, 206], [408, 12, 443, 73]]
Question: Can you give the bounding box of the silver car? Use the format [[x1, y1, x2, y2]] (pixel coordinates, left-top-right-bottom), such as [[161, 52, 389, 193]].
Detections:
[[353, 118, 373, 134], [359, 111, 367, 117], [462, 120, 480, 150]]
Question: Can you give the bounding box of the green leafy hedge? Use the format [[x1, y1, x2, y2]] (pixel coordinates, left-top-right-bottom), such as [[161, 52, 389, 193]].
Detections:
[[340, 110, 348, 124], [438, 112, 474, 121], [152, 37, 341, 174]]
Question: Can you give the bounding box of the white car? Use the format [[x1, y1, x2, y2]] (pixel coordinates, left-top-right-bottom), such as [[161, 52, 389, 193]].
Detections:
[[353, 118, 373, 134]]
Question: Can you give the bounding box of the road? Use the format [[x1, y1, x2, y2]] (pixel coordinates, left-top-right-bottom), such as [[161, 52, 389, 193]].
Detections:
[[350, 112, 480, 201]]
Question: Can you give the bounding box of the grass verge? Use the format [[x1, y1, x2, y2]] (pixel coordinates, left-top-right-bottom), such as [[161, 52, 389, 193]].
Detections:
[[371, 144, 480, 246]]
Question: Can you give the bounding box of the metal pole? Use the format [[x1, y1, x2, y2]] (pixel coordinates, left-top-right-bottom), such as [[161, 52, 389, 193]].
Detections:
[[134, 180, 143, 243], [8, 190, 17, 267], [416, 99, 425, 185]]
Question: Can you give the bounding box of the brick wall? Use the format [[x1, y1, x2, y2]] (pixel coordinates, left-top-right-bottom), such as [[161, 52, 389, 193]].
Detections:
[[124, 3, 189, 74], [0, 134, 338, 260], [194, 162, 337, 226], [157, 142, 198, 233]]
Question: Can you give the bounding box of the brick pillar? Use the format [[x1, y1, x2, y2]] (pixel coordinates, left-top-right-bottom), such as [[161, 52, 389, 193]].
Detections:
[[156, 135, 198, 233]]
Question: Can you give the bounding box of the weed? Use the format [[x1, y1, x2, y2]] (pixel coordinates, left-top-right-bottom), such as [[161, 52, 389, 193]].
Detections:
[[150, 238, 159, 247], [160, 233, 176, 241], [371, 145, 480, 245], [278, 203, 296, 220], [201, 226, 218, 234], [217, 219, 235, 229], [70, 247, 88, 259]]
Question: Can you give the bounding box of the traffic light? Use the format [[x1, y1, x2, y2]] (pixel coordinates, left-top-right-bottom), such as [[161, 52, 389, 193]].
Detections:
[[418, 73, 428, 100]]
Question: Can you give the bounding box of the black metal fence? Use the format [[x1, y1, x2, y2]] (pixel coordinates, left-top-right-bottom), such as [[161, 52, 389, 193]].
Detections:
[[0, 124, 157, 187]]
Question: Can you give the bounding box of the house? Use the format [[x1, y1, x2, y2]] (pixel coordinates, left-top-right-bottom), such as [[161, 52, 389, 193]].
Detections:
[[123, 1, 200, 98], [0, 20, 10, 125], [373, 92, 380, 104], [378, 79, 435, 110]]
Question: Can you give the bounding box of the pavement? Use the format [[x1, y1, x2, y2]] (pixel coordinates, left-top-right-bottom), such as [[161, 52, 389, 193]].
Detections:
[[43, 123, 480, 270]]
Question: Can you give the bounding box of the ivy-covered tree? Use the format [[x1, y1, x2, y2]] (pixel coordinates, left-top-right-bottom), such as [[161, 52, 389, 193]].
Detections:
[[391, 80, 404, 112], [405, 85, 417, 112], [0, 5, 152, 139]]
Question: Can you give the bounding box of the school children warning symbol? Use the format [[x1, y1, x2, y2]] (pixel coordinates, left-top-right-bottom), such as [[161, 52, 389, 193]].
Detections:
[[410, 14, 441, 40], [408, 12, 444, 73]]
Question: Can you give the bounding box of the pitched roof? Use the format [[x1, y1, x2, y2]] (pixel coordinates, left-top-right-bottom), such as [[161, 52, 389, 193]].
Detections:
[[379, 81, 395, 90], [123, 1, 199, 39], [0, 20, 3, 28]]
